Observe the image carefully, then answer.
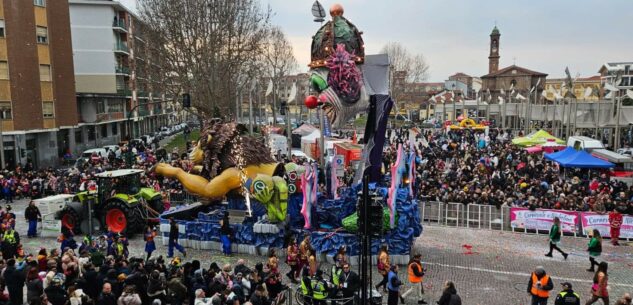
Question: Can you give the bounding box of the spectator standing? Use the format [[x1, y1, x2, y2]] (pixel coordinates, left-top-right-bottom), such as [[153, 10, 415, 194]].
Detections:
[[614, 293, 631, 305], [2, 226, 20, 258], [44, 277, 67, 305], [406, 253, 427, 304], [375, 244, 390, 291], [167, 270, 188, 305], [339, 262, 359, 305], [437, 281, 462, 305], [554, 282, 580, 305], [24, 201, 41, 238], [117, 285, 142, 305], [285, 238, 299, 283], [386, 265, 405, 305], [586, 229, 603, 272], [527, 266, 554, 305], [98, 283, 118, 305], [4, 258, 25, 305], [168, 218, 186, 258], [586, 262, 609, 305], [545, 217, 568, 259], [25, 267, 43, 305], [220, 211, 232, 256], [608, 209, 622, 246]]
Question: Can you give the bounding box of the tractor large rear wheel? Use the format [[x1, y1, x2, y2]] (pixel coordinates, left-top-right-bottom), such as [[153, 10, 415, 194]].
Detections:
[[102, 200, 142, 236], [59, 207, 81, 233]]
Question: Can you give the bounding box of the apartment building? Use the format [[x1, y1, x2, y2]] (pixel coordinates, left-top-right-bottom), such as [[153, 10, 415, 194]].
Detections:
[[0, 0, 79, 168]]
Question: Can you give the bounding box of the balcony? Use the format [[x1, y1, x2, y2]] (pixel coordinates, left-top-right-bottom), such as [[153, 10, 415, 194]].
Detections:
[[114, 42, 129, 55], [112, 19, 128, 32], [138, 108, 150, 117], [115, 66, 130, 75], [137, 91, 149, 99], [117, 88, 132, 97]]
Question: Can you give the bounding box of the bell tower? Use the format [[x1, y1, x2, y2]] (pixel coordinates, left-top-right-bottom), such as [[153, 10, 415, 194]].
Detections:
[[489, 26, 500, 73]]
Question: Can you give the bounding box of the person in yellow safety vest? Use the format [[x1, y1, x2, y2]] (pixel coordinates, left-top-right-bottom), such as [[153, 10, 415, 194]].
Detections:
[[1, 227, 20, 258], [300, 266, 314, 305], [407, 253, 427, 304], [527, 266, 554, 305], [109, 235, 128, 258], [330, 261, 343, 305], [311, 270, 329, 305]]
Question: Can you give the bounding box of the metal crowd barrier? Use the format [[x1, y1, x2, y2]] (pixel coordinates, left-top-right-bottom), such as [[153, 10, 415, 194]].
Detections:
[[420, 201, 510, 231]]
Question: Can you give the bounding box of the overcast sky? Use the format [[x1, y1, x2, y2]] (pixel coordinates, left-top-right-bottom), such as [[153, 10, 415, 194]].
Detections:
[[123, 0, 633, 81]]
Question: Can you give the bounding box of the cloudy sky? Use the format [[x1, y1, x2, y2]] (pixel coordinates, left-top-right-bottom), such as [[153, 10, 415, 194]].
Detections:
[[123, 0, 633, 81]]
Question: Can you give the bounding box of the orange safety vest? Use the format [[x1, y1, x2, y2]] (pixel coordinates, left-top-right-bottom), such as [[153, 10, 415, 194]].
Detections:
[[530, 273, 550, 298], [408, 261, 423, 283]]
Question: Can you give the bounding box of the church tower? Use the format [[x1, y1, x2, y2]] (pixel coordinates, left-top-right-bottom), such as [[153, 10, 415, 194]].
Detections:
[[489, 26, 500, 74]]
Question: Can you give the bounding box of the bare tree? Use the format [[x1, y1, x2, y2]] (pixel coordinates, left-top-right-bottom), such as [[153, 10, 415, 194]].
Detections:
[[138, 0, 270, 116], [262, 26, 297, 122], [381, 42, 430, 115]]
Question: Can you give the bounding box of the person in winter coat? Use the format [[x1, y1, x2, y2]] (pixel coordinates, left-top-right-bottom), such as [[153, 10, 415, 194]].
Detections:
[[3, 258, 26, 305], [554, 282, 580, 305], [437, 281, 462, 305], [168, 218, 186, 258], [98, 283, 118, 305], [387, 265, 405, 305], [167, 271, 188, 305], [69, 285, 90, 305], [147, 270, 167, 304], [527, 266, 554, 305], [586, 262, 609, 305], [25, 267, 43, 305], [24, 201, 41, 238], [545, 217, 568, 259], [586, 229, 603, 272], [44, 277, 68, 305], [117, 285, 142, 305]]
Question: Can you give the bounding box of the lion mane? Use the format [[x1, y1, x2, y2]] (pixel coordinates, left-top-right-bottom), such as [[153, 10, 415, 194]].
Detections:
[[198, 120, 277, 179]]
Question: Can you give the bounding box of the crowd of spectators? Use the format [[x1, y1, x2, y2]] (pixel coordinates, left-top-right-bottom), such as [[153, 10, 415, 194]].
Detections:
[[382, 127, 633, 215]]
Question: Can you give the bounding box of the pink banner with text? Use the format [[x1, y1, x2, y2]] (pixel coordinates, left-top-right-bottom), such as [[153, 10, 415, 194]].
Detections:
[[510, 208, 579, 233], [580, 213, 633, 239]]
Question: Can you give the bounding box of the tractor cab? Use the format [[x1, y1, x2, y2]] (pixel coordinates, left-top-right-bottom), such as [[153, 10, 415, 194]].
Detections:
[[95, 169, 144, 204]]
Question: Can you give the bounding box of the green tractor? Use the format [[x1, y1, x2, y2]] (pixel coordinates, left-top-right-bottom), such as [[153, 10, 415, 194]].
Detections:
[[56, 169, 164, 235]]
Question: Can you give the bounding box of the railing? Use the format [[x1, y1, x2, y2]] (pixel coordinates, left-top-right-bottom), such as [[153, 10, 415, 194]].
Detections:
[[114, 42, 129, 53], [115, 66, 130, 75], [420, 201, 632, 240], [112, 19, 127, 30], [117, 88, 132, 96]]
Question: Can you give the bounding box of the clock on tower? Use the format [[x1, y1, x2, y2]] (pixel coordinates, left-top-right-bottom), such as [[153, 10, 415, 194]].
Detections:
[[488, 26, 500, 74]]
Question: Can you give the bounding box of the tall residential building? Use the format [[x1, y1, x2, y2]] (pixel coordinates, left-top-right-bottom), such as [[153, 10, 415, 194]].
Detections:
[[69, 0, 173, 153], [598, 62, 633, 96], [0, 0, 79, 168]]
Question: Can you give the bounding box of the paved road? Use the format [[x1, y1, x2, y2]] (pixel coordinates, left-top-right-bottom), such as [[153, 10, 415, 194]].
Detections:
[[8, 199, 633, 305]]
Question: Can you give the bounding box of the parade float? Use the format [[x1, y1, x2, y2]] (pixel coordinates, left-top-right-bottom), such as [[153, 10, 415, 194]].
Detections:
[[152, 3, 422, 264]]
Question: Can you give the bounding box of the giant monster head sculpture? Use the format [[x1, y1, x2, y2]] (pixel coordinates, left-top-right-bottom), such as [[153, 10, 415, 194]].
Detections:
[[307, 4, 369, 128]]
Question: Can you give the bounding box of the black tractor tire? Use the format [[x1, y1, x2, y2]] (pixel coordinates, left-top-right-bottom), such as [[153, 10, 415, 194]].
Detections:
[[148, 197, 165, 216], [59, 207, 82, 234], [101, 199, 143, 236]]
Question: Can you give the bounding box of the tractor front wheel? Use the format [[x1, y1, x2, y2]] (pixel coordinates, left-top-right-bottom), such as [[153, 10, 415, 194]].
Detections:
[[59, 207, 81, 233], [102, 200, 142, 235]]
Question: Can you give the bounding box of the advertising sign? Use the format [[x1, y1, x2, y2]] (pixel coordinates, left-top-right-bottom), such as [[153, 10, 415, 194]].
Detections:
[[510, 208, 579, 233], [580, 213, 633, 239]]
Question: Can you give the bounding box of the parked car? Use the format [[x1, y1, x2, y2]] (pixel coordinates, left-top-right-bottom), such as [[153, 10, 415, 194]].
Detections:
[[81, 148, 108, 159]]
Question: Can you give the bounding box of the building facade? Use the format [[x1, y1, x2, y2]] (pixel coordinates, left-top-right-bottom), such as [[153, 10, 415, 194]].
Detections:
[[545, 76, 601, 101], [598, 62, 633, 98], [0, 0, 79, 168], [69, 0, 173, 153], [481, 26, 547, 103]]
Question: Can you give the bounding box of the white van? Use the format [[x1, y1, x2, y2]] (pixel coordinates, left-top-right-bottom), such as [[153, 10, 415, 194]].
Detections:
[[81, 148, 108, 158], [567, 136, 604, 152]]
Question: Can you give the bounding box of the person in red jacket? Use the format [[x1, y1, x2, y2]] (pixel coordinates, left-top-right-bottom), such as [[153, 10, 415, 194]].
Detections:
[[609, 209, 623, 246]]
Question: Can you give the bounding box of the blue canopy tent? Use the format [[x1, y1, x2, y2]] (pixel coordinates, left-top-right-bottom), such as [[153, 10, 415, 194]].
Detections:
[[544, 147, 576, 162], [546, 148, 614, 168]]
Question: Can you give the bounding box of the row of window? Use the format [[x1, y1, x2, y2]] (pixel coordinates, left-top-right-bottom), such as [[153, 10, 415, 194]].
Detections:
[[75, 123, 118, 144], [0, 101, 54, 119], [0, 61, 51, 81], [0, 20, 48, 43]]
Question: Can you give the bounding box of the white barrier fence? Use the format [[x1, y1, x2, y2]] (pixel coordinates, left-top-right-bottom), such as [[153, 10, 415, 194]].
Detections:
[[420, 201, 632, 241]]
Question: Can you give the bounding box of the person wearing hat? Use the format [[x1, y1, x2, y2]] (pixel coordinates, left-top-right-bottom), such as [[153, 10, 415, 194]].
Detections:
[[406, 253, 427, 304], [554, 282, 580, 305], [527, 266, 554, 305]]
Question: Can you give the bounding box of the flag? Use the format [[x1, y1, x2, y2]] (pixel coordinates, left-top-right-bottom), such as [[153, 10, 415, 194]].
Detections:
[[628, 89, 633, 100], [500, 88, 506, 95], [511, 89, 516, 96], [288, 83, 297, 103], [265, 79, 273, 97], [564, 67, 573, 89], [355, 95, 394, 184], [509, 82, 515, 90], [584, 87, 593, 98], [516, 93, 527, 100], [605, 91, 613, 99], [486, 89, 492, 102], [498, 96, 505, 104], [541, 89, 547, 98], [530, 86, 536, 94], [440, 95, 446, 103]]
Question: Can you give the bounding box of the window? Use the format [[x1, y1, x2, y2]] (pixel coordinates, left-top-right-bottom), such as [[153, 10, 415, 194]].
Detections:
[[0, 102, 11, 119], [0, 20, 5, 38], [36, 26, 48, 44], [0, 61, 8, 79], [42, 101, 54, 118], [75, 130, 83, 144], [101, 124, 108, 137], [39, 64, 51, 81], [111, 123, 118, 135], [34, 0, 46, 7], [97, 100, 106, 114], [87, 126, 96, 141], [108, 101, 124, 112]]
